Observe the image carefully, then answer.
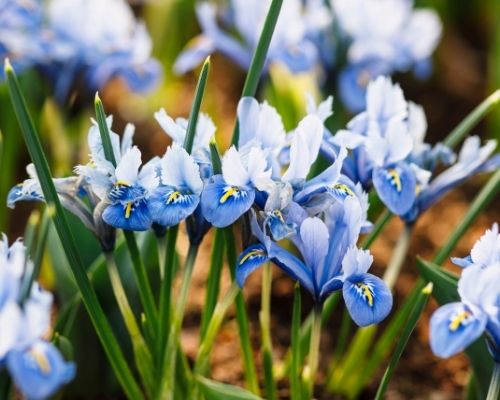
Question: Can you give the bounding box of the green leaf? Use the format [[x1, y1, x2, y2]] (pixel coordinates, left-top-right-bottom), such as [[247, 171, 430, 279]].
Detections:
[[375, 283, 433, 400], [209, 136, 223, 175], [196, 376, 263, 400], [444, 89, 500, 148], [416, 258, 459, 304], [200, 228, 225, 340], [231, 0, 283, 146], [184, 57, 210, 154], [4, 60, 142, 400]]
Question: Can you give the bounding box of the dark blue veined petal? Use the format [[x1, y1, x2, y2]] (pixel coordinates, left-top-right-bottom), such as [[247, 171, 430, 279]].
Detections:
[[318, 277, 343, 299], [235, 244, 269, 288], [108, 183, 146, 203], [372, 163, 416, 215], [148, 185, 200, 227], [265, 210, 296, 241], [342, 273, 393, 327], [102, 198, 151, 231], [6, 341, 76, 400], [430, 302, 487, 358], [269, 243, 315, 298], [200, 175, 255, 228], [7, 184, 44, 208]]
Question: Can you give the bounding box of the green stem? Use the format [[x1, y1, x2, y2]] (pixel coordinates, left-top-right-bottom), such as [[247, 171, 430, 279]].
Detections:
[[157, 244, 199, 400], [156, 226, 179, 376], [105, 253, 155, 398], [260, 263, 277, 400], [487, 363, 500, 400], [200, 228, 225, 340], [444, 89, 500, 148], [123, 231, 158, 341], [231, 0, 283, 146], [303, 304, 322, 400], [157, 235, 167, 280], [290, 283, 302, 400], [382, 225, 413, 290], [224, 227, 260, 394], [194, 283, 240, 377]]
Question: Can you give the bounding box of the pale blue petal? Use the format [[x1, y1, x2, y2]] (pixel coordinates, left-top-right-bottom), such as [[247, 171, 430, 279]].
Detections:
[[7, 341, 75, 400], [298, 218, 329, 289], [430, 302, 487, 358]]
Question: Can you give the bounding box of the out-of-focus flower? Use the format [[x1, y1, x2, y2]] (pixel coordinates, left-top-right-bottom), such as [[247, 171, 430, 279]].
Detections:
[[430, 225, 500, 361], [174, 0, 333, 75], [332, 0, 442, 112], [42, 0, 161, 102], [236, 198, 392, 326], [0, 0, 44, 74], [0, 236, 75, 400], [1, 0, 161, 102]]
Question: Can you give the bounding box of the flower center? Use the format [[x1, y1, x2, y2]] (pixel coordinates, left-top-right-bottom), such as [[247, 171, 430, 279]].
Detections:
[[387, 169, 402, 192], [449, 310, 472, 331]]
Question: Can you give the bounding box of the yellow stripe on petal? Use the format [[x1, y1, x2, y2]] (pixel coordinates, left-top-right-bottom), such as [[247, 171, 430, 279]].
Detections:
[[333, 183, 355, 197], [239, 249, 265, 265], [356, 283, 374, 307], [220, 187, 239, 204], [387, 169, 402, 192], [166, 191, 181, 204], [115, 180, 131, 187], [30, 349, 51, 374], [449, 310, 471, 331], [125, 202, 133, 219]]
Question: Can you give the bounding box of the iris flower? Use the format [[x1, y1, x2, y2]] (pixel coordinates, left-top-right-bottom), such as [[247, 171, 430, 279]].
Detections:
[[201, 145, 272, 227], [430, 224, 500, 360], [333, 0, 442, 112], [236, 198, 392, 326], [332, 77, 417, 215], [148, 143, 203, 228], [174, 0, 333, 75], [0, 236, 75, 400]]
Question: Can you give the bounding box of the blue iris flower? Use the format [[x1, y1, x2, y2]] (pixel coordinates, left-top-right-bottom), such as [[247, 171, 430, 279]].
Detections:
[[236, 198, 392, 326], [331, 77, 417, 215], [1, 0, 160, 102], [333, 0, 442, 112], [430, 224, 500, 360], [45, 0, 160, 102], [174, 0, 333, 75], [148, 143, 203, 228], [0, 236, 75, 400], [7, 341, 76, 400], [402, 135, 500, 223], [100, 146, 159, 231], [0, 0, 44, 77], [201, 145, 272, 227]]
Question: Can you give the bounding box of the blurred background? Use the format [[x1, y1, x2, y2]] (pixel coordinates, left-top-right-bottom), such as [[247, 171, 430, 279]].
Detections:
[[1, 0, 499, 398]]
